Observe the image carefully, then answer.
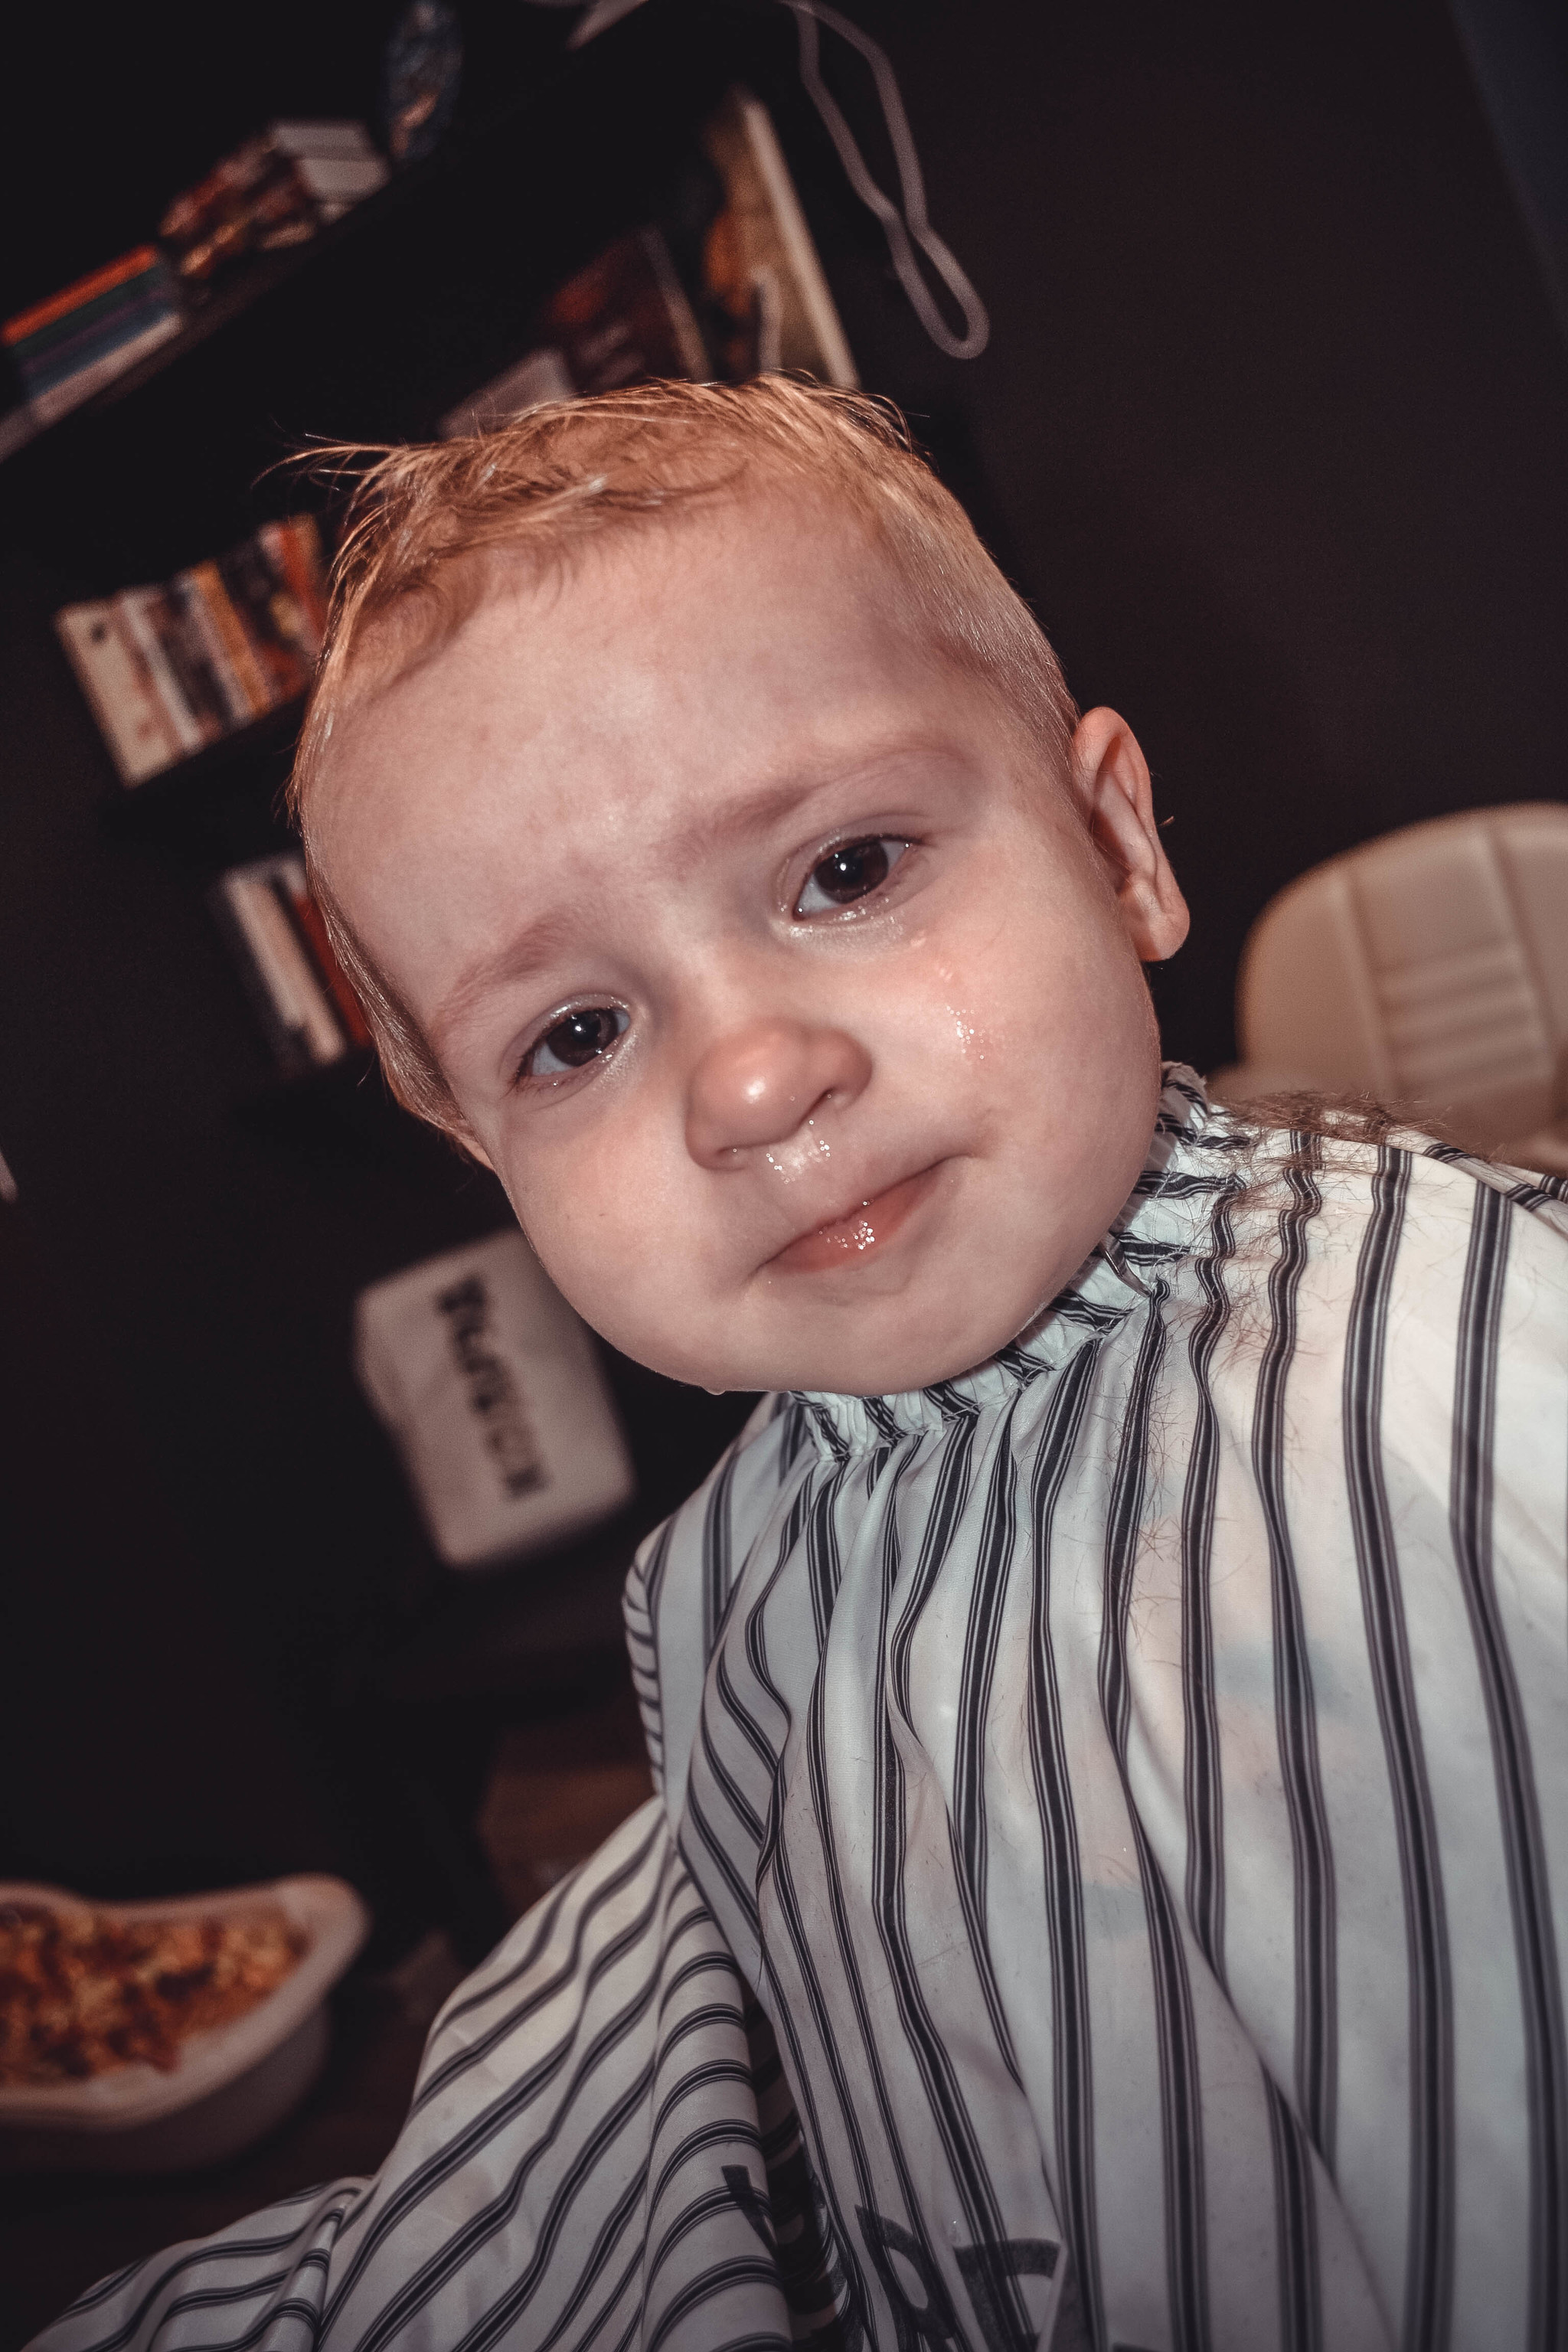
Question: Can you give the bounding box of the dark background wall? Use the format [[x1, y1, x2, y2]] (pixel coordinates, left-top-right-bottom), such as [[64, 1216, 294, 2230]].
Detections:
[[2, 0, 1564, 1944]]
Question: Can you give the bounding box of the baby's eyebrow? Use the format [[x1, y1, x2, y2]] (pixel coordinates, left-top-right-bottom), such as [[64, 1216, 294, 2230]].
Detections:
[[668, 730, 945, 863], [429, 905, 585, 1052]]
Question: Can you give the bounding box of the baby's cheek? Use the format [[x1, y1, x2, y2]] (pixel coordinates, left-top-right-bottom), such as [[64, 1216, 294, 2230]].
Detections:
[[512, 1145, 669, 1318]]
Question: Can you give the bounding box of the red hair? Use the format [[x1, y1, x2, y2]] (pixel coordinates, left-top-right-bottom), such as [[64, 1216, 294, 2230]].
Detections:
[[289, 375, 1076, 1125]]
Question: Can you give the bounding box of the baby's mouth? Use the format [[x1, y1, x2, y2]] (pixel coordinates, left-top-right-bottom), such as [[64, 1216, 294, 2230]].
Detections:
[[766, 1165, 943, 1275]]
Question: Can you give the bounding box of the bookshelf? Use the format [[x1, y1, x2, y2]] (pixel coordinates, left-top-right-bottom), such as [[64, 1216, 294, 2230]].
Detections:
[[0, 0, 873, 1948], [0, 24, 597, 472]]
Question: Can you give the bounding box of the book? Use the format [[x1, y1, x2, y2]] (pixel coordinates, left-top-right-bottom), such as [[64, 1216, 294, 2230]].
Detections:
[[439, 347, 574, 439], [4, 248, 183, 424], [159, 135, 315, 289], [211, 852, 366, 1075], [11, 272, 169, 379], [159, 580, 240, 745], [699, 89, 856, 387], [354, 1229, 635, 1571], [286, 884, 372, 1048], [271, 122, 389, 218], [220, 535, 315, 706], [30, 313, 183, 425], [54, 603, 182, 784], [255, 518, 329, 651], [180, 562, 272, 722], [541, 226, 709, 393], [3, 248, 168, 348], [110, 589, 206, 758], [160, 123, 387, 292]]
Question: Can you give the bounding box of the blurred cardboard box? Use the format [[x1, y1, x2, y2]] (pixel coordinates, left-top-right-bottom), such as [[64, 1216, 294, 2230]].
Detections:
[[355, 1230, 634, 1570]]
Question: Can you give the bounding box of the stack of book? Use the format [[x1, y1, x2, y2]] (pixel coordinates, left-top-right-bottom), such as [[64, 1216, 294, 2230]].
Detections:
[[211, 851, 371, 1078], [159, 122, 389, 294], [54, 517, 330, 786], [2, 249, 184, 430], [436, 89, 854, 443]]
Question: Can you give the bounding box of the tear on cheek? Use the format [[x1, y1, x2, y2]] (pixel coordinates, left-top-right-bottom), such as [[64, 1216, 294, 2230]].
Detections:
[[947, 1006, 982, 1058]]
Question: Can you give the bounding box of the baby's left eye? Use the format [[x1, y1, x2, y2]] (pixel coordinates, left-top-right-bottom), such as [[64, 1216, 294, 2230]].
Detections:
[[795, 836, 909, 916]]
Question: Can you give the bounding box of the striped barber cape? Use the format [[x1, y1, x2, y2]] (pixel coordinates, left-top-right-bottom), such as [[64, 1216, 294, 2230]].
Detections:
[[35, 1071, 1568, 2352]]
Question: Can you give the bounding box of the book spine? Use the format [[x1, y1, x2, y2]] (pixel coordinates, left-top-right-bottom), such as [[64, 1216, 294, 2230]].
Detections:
[[259, 518, 330, 649], [220, 867, 346, 1068], [9, 260, 178, 368], [3, 247, 166, 345], [280, 871, 373, 1047], [217, 541, 310, 704], [111, 589, 205, 756], [211, 876, 313, 1076], [28, 311, 182, 423], [189, 562, 274, 717], [54, 601, 181, 784], [157, 581, 230, 743], [19, 296, 178, 394], [175, 567, 260, 727], [734, 96, 857, 389]]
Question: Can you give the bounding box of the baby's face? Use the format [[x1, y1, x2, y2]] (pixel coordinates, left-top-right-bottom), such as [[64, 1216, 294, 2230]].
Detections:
[[318, 501, 1187, 1395]]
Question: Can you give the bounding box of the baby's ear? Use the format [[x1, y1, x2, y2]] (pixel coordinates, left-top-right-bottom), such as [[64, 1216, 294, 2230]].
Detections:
[[1070, 706, 1190, 962]]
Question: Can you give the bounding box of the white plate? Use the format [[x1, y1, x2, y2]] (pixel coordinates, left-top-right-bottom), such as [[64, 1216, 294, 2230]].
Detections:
[[0, 1875, 369, 2136]]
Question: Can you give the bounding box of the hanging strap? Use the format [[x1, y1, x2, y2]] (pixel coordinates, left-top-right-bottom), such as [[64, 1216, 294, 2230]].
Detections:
[[783, 0, 989, 361], [564, 0, 991, 361]]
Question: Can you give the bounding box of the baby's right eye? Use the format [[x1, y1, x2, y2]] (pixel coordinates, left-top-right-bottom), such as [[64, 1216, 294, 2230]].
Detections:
[[522, 1007, 628, 1082]]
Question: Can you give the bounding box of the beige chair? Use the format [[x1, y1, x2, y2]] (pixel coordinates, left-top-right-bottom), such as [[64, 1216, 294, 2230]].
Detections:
[[1208, 802, 1568, 1174]]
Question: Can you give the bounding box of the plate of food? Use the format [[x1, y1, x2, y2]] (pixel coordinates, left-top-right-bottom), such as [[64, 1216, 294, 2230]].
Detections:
[[0, 1875, 369, 2171]]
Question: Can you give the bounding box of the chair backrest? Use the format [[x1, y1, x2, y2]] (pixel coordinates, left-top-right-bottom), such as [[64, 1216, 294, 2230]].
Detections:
[[1236, 802, 1568, 1152]]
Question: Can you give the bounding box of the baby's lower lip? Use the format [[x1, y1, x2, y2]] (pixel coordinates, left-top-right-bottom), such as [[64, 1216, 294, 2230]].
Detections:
[[767, 1165, 943, 1275]]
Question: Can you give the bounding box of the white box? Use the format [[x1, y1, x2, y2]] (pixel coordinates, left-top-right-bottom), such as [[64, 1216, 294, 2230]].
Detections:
[[354, 1229, 635, 1570]]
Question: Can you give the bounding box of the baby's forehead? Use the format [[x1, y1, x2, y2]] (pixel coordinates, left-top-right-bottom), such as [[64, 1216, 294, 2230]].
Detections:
[[356, 484, 865, 658], [309, 490, 1067, 943]]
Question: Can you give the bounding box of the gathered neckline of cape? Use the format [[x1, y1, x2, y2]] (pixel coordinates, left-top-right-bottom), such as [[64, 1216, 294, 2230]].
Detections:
[[790, 1063, 1246, 1446]]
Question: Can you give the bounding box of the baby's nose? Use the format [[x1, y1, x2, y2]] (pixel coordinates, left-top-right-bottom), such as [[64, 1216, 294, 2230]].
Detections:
[[686, 1020, 872, 1168]]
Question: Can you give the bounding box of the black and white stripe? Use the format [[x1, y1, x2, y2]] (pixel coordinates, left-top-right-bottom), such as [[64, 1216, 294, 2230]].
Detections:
[[34, 1073, 1568, 2352]]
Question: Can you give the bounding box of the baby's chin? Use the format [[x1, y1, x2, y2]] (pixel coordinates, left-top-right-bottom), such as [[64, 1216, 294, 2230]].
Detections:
[[644, 1302, 1044, 1401]]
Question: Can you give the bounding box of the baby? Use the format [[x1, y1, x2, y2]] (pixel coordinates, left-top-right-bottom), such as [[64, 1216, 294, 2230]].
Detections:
[[37, 381, 1567, 2352]]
